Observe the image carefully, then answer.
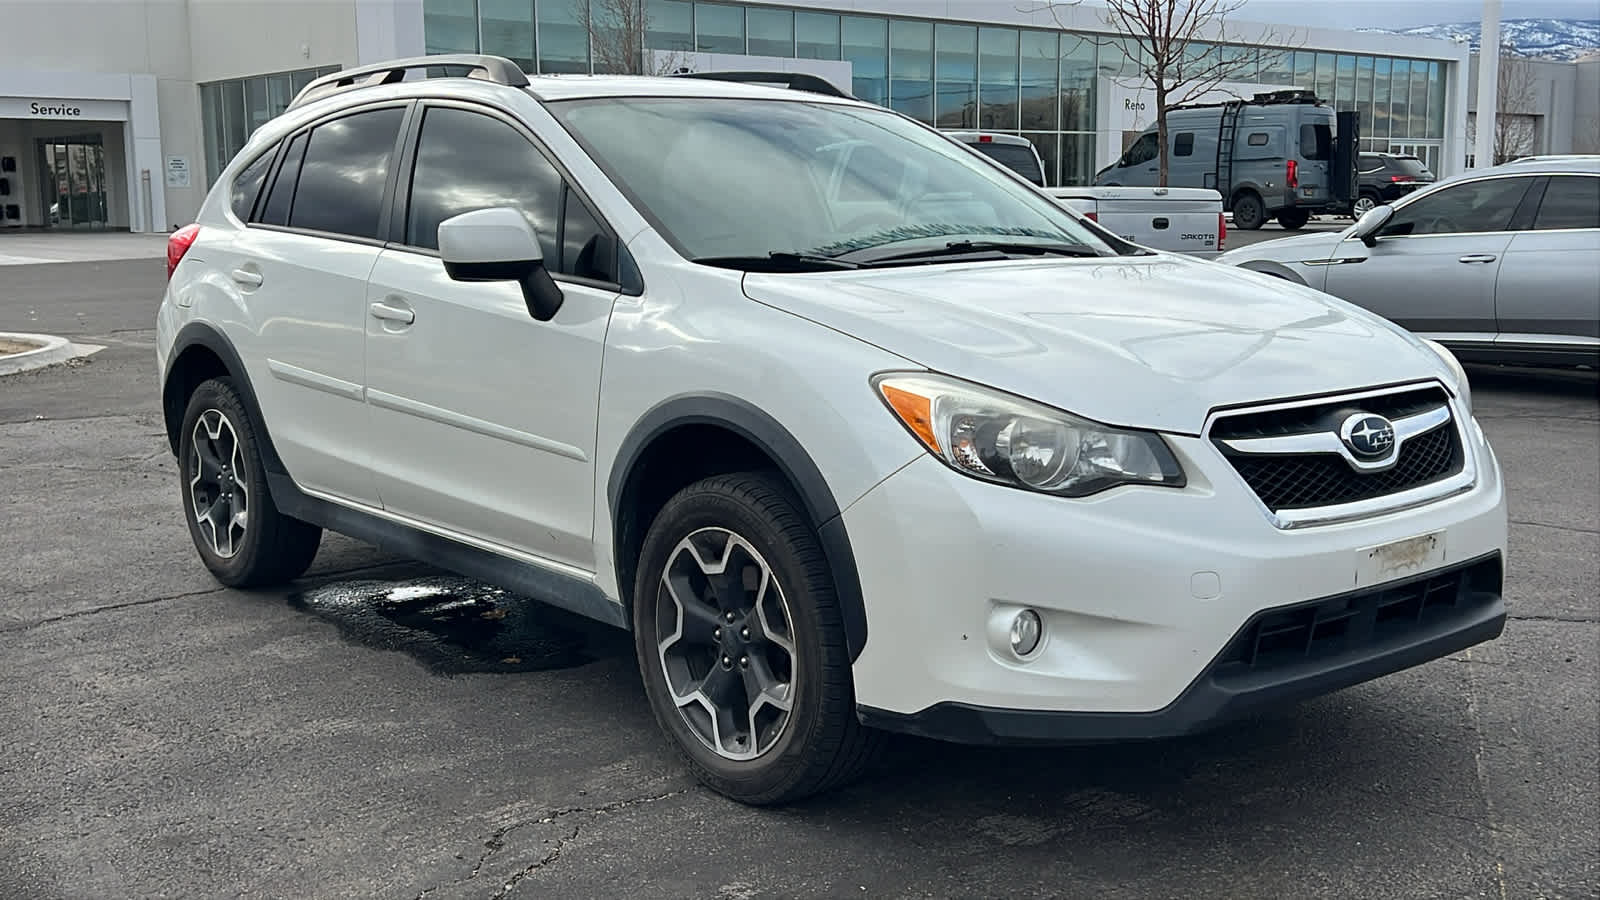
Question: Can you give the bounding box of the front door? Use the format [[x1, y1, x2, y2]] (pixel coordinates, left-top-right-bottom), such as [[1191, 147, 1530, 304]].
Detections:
[[36, 136, 109, 229], [363, 102, 621, 572], [1322, 174, 1540, 339]]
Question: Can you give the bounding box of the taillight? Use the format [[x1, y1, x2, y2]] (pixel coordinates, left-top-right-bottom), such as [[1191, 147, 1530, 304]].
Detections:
[[1217, 212, 1227, 251], [1389, 174, 1415, 183], [1083, 211, 1098, 222], [167, 223, 200, 280], [1286, 159, 1299, 189]]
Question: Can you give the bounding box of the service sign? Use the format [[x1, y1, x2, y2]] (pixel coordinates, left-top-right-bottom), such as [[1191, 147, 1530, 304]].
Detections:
[[0, 97, 129, 121]]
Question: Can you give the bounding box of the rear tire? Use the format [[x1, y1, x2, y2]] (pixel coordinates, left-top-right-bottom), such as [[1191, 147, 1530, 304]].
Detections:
[[1277, 209, 1311, 230], [1232, 191, 1266, 230], [632, 471, 884, 805], [177, 377, 322, 588], [1352, 194, 1379, 218]]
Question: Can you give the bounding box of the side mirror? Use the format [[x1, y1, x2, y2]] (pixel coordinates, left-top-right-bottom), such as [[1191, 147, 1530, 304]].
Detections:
[[1352, 204, 1395, 248], [438, 207, 564, 321]]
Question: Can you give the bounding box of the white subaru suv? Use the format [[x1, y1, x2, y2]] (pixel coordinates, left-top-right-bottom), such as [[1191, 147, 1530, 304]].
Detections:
[[156, 56, 1507, 805]]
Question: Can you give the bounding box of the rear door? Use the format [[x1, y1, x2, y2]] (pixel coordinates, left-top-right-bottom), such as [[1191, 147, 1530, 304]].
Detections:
[[224, 101, 409, 506], [362, 100, 623, 571], [1495, 173, 1600, 346], [1322, 174, 1539, 339]]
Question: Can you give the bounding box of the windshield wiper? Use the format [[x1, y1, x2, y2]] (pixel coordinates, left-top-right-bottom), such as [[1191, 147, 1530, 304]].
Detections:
[[854, 240, 1104, 266], [691, 251, 860, 272]]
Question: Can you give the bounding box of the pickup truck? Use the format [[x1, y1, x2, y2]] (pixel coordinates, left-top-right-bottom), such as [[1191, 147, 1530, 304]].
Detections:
[[1042, 186, 1226, 259]]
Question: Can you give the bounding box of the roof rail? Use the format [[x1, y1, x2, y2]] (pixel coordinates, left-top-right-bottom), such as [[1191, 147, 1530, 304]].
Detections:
[[287, 54, 530, 111], [669, 69, 854, 99]]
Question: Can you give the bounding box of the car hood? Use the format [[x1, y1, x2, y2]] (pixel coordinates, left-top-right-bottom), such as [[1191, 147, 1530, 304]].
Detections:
[[1217, 229, 1347, 264], [742, 254, 1446, 435]]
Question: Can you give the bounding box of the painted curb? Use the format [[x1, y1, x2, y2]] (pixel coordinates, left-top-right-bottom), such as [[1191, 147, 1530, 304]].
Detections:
[[0, 332, 105, 376]]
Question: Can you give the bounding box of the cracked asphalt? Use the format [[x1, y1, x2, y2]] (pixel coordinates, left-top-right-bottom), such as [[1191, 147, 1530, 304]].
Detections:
[[2, 258, 1597, 899]]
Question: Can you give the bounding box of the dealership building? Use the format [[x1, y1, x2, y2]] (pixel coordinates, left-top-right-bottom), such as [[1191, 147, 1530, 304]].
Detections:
[[1, 0, 1589, 234]]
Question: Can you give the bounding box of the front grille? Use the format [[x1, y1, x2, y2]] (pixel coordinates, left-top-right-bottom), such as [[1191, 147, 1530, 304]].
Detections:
[[1228, 425, 1459, 510], [1212, 555, 1502, 678], [1210, 385, 1464, 513]]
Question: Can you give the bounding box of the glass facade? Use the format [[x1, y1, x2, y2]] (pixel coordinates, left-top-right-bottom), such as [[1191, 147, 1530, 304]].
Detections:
[[200, 65, 341, 186], [417, 0, 1455, 183]]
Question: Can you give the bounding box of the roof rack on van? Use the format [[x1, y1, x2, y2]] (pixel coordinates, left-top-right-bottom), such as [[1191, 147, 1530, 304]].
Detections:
[[668, 69, 854, 99], [286, 54, 530, 111], [1171, 88, 1324, 112]]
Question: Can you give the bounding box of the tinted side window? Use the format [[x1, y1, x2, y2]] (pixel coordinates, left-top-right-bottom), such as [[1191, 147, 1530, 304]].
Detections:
[[405, 106, 560, 263], [257, 132, 306, 226], [288, 107, 405, 239], [1246, 132, 1269, 147], [1533, 175, 1600, 230], [1300, 123, 1332, 160], [1173, 132, 1194, 157], [561, 185, 615, 282], [230, 147, 275, 221], [1382, 177, 1535, 237]]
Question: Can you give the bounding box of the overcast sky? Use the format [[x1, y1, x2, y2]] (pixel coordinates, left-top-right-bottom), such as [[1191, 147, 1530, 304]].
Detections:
[[1223, 0, 1599, 30]]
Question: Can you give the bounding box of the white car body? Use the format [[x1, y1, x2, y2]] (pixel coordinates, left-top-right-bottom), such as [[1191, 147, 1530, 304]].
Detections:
[[1042, 185, 1226, 258], [156, 56, 1507, 801]]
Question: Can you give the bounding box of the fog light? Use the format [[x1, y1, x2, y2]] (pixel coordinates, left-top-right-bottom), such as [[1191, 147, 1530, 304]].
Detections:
[[1009, 609, 1043, 657]]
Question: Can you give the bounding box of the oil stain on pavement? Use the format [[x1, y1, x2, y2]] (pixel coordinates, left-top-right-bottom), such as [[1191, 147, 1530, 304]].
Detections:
[[288, 575, 608, 674]]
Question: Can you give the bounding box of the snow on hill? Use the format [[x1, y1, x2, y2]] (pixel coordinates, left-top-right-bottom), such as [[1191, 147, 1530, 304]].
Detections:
[[1359, 18, 1600, 61]]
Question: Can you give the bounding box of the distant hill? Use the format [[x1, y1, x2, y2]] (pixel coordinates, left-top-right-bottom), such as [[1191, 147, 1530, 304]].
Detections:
[[1359, 18, 1600, 61]]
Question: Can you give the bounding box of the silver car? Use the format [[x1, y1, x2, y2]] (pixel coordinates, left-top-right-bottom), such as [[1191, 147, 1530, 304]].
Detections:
[[1217, 155, 1600, 368]]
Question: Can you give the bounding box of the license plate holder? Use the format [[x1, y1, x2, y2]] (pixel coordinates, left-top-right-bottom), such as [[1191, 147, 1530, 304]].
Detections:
[[1356, 531, 1446, 587]]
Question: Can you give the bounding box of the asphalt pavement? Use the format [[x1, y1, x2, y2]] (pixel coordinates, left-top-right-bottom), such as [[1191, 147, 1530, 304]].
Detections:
[[2, 254, 1596, 899]]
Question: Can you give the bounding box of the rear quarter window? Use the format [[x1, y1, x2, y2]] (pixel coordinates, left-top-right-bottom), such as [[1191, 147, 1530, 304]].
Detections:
[[229, 147, 276, 221]]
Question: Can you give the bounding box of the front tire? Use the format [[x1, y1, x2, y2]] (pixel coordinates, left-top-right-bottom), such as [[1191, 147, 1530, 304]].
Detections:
[[632, 472, 882, 805], [177, 377, 322, 587]]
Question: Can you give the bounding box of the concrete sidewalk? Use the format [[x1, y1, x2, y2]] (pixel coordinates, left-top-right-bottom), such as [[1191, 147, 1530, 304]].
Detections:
[[0, 232, 168, 266]]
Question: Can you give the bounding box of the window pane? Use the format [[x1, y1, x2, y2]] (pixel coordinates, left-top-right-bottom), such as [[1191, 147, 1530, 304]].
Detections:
[[1023, 132, 1057, 187], [424, 0, 479, 53], [1223, 45, 1258, 82], [289, 107, 404, 239], [935, 23, 976, 128], [562, 186, 615, 280], [696, 3, 744, 54], [1384, 176, 1534, 236], [747, 6, 793, 57], [1292, 50, 1315, 91], [1372, 57, 1392, 139], [1314, 52, 1335, 101], [594, 0, 648, 73], [230, 145, 275, 221], [1409, 60, 1429, 137], [222, 80, 246, 163], [1019, 30, 1057, 131], [1335, 55, 1356, 112], [978, 27, 1019, 130], [405, 107, 561, 258], [266, 75, 293, 119], [1060, 132, 1095, 186], [1534, 176, 1600, 230], [258, 132, 306, 226], [647, 0, 693, 52], [1259, 48, 1294, 85], [201, 84, 223, 186], [796, 12, 839, 60], [1174, 132, 1195, 157], [842, 16, 887, 106], [1356, 56, 1375, 142], [1390, 60, 1411, 138], [538, 0, 588, 73], [481, 0, 534, 72], [889, 19, 933, 123], [1428, 62, 1445, 139], [1061, 34, 1095, 133]]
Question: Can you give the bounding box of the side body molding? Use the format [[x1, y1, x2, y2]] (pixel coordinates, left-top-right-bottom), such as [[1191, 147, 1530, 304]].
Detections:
[[608, 393, 870, 662]]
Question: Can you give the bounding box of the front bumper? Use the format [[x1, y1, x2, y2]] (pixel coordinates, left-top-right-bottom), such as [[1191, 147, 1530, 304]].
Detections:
[[841, 410, 1507, 742]]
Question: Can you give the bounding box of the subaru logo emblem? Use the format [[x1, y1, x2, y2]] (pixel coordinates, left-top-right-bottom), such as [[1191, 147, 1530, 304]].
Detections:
[[1340, 413, 1396, 459]]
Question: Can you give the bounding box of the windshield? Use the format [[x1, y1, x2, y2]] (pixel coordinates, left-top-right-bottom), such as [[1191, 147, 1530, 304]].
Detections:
[[547, 97, 1109, 264]]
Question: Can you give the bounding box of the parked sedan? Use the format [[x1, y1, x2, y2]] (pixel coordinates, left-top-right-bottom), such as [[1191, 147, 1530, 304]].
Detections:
[[1217, 155, 1600, 368]]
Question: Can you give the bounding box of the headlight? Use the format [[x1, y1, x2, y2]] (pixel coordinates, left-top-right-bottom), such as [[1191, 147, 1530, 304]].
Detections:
[[873, 373, 1185, 497], [1422, 339, 1472, 417]]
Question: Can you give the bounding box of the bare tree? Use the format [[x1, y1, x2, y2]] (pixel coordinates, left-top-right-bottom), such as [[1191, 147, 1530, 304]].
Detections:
[[1036, 0, 1290, 185], [574, 0, 683, 75], [1492, 47, 1540, 164]]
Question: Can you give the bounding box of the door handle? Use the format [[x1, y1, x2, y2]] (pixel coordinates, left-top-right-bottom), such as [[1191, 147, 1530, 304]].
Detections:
[[230, 268, 263, 288], [369, 301, 414, 324], [1458, 254, 1497, 264]]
